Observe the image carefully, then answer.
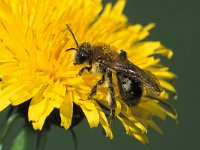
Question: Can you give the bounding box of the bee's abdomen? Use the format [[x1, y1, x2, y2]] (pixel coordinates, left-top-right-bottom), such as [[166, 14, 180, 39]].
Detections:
[[117, 73, 142, 107]]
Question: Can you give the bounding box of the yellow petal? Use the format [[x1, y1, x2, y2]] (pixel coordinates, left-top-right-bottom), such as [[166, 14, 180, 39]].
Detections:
[[140, 100, 167, 120], [28, 86, 48, 122], [9, 81, 42, 105], [118, 115, 149, 144], [118, 115, 146, 135], [93, 101, 113, 139], [130, 41, 161, 57], [32, 103, 54, 130], [43, 81, 66, 108], [0, 45, 16, 63], [153, 69, 177, 79], [75, 100, 99, 128], [146, 120, 163, 135], [0, 63, 19, 76], [132, 106, 152, 120], [112, 0, 126, 14], [133, 133, 149, 144], [0, 98, 10, 111], [0, 81, 30, 106], [159, 90, 169, 99], [60, 91, 73, 129], [160, 80, 176, 92], [138, 23, 155, 40], [155, 48, 173, 59]]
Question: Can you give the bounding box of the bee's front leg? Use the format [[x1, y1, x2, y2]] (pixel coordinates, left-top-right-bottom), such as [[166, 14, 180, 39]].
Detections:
[[78, 64, 92, 75], [107, 70, 116, 126]]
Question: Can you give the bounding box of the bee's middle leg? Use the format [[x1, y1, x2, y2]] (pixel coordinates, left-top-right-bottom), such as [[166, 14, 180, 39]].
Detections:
[[107, 70, 116, 125]]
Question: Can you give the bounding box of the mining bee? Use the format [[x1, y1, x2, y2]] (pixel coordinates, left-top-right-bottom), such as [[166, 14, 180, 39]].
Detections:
[[66, 24, 165, 123]]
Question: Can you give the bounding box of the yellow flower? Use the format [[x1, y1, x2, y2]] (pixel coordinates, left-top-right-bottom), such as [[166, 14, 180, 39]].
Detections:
[[0, 0, 177, 143]]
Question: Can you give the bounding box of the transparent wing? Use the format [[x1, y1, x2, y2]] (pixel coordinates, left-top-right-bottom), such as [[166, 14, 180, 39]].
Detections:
[[101, 59, 163, 94]]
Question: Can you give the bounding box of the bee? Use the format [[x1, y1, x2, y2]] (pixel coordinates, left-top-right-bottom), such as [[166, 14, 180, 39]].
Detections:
[[65, 24, 163, 123]]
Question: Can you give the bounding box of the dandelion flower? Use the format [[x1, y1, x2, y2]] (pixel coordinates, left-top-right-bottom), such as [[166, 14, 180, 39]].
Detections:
[[0, 0, 177, 143]]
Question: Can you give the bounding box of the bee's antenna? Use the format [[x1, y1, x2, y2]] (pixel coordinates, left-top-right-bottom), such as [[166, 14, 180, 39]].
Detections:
[[66, 47, 78, 52], [66, 24, 79, 48]]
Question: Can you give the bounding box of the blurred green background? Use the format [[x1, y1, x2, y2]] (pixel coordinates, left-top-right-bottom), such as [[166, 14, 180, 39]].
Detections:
[[1, 0, 199, 150]]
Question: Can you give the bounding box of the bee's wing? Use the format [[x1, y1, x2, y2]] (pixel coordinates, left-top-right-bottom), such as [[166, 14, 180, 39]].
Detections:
[[101, 59, 163, 94]]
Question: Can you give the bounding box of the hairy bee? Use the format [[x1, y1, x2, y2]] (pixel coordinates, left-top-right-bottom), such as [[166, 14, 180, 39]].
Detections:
[[66, 24, 163, 123]]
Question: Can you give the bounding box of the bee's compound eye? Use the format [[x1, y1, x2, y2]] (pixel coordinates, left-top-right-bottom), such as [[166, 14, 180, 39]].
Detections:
[[75, 50, 89, 64], [81, 52, 88, 57]]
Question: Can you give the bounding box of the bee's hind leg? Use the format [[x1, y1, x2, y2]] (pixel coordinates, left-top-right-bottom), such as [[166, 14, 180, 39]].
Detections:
[[107, 70, 116, 126]]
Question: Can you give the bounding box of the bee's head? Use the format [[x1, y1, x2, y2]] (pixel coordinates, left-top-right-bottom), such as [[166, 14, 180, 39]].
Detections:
[[75, 43, 91, 64], [66, 24, 91, 64]]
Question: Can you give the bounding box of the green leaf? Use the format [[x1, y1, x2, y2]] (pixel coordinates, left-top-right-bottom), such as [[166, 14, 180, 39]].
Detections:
[[11, 125, 35, 150], [0, 112, 20, 150]]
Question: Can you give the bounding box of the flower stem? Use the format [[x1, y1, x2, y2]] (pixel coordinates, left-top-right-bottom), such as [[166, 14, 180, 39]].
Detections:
[[36, 130, 48, 150]]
